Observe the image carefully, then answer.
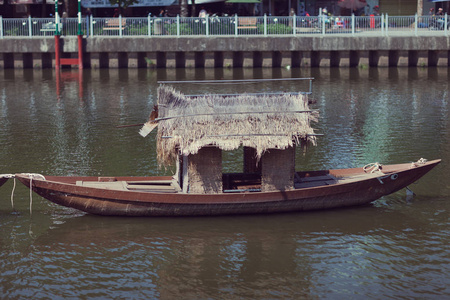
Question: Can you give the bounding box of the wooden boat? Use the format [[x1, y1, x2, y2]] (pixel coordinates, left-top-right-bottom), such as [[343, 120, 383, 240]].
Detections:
[[14, 159, 440, 217], [11, 79, 441, 216]]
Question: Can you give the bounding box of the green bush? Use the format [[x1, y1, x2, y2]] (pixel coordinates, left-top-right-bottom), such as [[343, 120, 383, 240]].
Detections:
[[164, 23, 196, 35], [258, 23, 292, 34], [5, 28, 20, 36], [127, 25, 148, 36]]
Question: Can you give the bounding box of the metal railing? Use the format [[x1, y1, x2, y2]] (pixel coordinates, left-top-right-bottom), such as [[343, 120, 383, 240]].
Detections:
[[0, 13, 448, 38]]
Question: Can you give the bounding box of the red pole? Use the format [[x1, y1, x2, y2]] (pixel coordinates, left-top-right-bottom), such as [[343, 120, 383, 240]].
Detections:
[[370, 14, 375, 29], [77, 35, 83, 69], [55, 35, 60, 69]]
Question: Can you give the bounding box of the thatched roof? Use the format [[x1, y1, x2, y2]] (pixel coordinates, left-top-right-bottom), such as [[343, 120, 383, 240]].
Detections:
[[153, 85, 318, 166]]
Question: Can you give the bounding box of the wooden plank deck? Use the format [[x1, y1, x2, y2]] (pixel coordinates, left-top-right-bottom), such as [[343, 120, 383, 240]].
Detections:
[[76, 180, 179, 193]]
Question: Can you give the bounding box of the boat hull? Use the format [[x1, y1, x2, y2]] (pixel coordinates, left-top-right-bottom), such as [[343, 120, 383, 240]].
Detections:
[[15, 160, 440, 217]]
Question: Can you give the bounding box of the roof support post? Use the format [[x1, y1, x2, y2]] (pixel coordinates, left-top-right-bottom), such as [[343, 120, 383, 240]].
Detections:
[[261, 146, 295, 192]]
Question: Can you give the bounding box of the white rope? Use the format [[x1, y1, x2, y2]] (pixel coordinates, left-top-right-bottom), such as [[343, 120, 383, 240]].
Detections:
[[410, 158, 428, 168], [20, 173, 46, 181], [0, 174, 16, 212], [18, 173, 46, 216], [11, 178, 16, 211], [416, 158, 428, 164], [0, 174, 15, 179], [363, 162, 382, 173], [29, 176, 33, 216]]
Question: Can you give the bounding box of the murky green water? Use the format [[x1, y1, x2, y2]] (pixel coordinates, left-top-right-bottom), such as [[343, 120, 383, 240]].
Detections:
[[0, 67, 449, 299]]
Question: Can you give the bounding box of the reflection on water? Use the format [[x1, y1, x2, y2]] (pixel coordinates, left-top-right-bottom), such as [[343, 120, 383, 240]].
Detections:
[[0, 68, 449, 299]]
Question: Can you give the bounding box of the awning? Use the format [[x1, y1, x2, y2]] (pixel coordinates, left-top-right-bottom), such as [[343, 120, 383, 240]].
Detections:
[[9, 0, 41, 3], [188, 0, 225, 4], [8, 0, 61, 4], [81, 0, 175, 8], [226, 0, 261, 3]]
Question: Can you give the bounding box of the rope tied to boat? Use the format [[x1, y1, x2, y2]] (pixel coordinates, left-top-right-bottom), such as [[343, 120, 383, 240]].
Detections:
[[410, 158, 428, 168], [416, 158, 428, 164], [0, 174, 16, 211], [19, 173, 46, 216], [0, 174, 15, 179], [11, 177, 16, 211], [20, 173, 46, 181], [363, 162, 382, 173]]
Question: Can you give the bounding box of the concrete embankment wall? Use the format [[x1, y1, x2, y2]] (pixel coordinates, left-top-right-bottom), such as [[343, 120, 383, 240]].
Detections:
[[1, 36, 449, 69]]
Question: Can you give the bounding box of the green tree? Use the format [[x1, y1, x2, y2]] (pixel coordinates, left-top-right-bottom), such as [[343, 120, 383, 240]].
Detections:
[[109, 0, 139, 16]]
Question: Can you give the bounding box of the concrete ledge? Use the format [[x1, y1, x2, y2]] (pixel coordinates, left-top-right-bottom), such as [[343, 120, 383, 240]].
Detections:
[[1, 36, 450, 53]]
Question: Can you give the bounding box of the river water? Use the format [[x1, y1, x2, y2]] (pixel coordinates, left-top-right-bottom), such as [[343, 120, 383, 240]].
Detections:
[[0, 67, 449, 299]]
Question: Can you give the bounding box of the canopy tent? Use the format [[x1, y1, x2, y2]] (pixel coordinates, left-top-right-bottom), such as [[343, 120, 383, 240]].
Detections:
[[80, 0, 224, 8]]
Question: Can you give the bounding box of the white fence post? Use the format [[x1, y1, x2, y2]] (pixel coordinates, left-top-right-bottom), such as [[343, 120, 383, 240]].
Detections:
[[177, 14, 180, 37], [351, 14, 355, 36], [414, 13, 418, 36], [386, 14, 389, 36], [293, 14, 296, 35], [381, 14, 384, 35], [322, 15, 325, 35], [234, 14, 238, 36], [206, 15, 209, 36], [28, 15, 32, 37], [0, 16, 3, 39], [264, 14, 267, 36], [445, 13, 448, 36], [119, 15, 122, 37], [90, 15, 93, 37], [148, 14, 151, 36]]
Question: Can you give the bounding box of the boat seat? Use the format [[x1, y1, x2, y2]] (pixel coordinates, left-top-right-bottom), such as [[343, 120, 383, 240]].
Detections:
[[75, 180, 179, 193], [126, 183, 178, 193], [294, 174, 337, 189], [76, 181, 128, 190]]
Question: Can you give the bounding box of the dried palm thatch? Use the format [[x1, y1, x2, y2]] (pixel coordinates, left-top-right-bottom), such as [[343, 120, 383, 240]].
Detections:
[[152, 85, 318, 167]]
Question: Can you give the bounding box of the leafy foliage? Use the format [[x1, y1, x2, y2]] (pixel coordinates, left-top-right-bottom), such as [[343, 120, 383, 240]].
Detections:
[[108, 0, 139, 15]]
